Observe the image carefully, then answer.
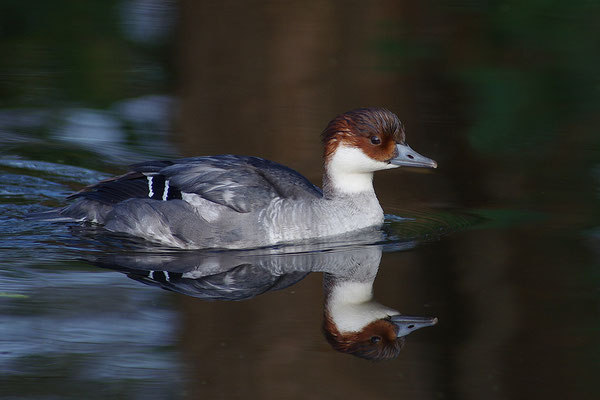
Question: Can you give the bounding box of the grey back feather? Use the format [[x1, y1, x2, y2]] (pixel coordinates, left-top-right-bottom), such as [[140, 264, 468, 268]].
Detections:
[[132, 155, 322, 213]]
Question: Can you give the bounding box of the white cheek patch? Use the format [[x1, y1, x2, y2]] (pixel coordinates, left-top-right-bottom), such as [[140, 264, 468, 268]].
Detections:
[[330, 146, 394, 173], [326, 146, 398, 193]]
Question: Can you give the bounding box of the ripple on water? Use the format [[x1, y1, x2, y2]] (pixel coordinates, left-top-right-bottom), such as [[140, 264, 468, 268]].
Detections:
[[0, 155, 184, 393], [0, 158, 107, 187], [384, 208, 485, 242]]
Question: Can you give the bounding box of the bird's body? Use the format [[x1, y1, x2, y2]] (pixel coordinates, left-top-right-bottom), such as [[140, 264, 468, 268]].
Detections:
[[54, 108, 437, 249]]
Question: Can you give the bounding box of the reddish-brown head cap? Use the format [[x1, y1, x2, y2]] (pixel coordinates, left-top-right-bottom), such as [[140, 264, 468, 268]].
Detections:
[[321, 108, 405, 163]]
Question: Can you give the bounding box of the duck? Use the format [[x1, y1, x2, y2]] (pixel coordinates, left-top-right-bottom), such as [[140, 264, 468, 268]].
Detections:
[[55, 108, 437, 249]]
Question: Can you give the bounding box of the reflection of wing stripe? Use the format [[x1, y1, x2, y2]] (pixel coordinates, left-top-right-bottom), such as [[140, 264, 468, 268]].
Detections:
[[116, 264, 309, 302]]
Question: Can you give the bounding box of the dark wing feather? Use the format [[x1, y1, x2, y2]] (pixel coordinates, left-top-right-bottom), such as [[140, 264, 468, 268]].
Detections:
[[136, 155, 321, 212], [68, 171, 182, 204], [69, 155, 321, 212]]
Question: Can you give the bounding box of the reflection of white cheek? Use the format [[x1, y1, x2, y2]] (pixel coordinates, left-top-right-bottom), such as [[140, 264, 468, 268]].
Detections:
[[327, 281, 399, 333]]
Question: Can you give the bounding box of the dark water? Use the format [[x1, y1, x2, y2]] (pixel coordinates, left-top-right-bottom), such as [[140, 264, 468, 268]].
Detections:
[[1, 1, 599, 399]]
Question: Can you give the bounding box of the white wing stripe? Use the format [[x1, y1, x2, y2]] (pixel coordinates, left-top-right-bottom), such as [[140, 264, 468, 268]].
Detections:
[[147, 176, 154, 197], [162, 179, 170, 201]]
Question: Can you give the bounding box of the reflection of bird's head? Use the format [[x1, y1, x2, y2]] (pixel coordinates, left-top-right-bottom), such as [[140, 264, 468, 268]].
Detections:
[[322, 278, 437, 361], [323, 315, 405, 361]]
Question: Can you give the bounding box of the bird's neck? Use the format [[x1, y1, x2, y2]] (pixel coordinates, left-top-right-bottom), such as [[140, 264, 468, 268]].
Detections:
[[322, 146, 378, 199], [322, 169, 375, 199]]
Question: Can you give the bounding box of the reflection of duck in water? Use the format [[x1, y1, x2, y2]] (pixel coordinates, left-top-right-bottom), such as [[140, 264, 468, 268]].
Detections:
[[90, 238, 436, 360], [46, 108, 436, 249], [323, 271, 436, 361]]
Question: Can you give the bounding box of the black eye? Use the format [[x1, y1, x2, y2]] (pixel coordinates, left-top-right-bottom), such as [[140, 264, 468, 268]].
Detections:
[[370, 136, 381, 145], [370, 336, 382, 344]]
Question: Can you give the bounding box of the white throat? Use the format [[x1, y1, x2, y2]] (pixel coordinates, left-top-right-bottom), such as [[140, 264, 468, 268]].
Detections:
[[327, 280, 399, 333], [325, 146, 397, 194]]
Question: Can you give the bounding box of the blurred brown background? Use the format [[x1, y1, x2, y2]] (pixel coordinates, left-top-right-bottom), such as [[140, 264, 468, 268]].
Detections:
[[171, 1, 599, 399]]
